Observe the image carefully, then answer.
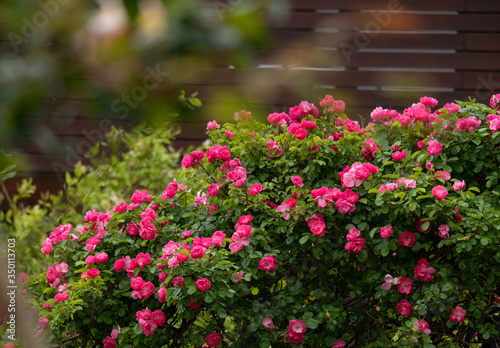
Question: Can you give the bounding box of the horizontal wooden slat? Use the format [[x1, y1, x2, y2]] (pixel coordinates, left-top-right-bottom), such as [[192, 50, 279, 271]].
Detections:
[[269, 32, 500, 52], [289, 0, 500, 12], [274, 12, 500, 32], [161, 68, 500, 90], [152, 85, 487, 108], [254, 50, 500, 70]]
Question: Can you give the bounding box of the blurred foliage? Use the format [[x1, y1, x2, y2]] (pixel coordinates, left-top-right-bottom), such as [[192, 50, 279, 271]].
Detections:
[[0, 0, 285, 155], [0, 123, 197, 274]]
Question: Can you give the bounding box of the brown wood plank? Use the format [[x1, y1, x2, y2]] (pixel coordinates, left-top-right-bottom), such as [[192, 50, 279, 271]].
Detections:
[[155, 68, 500, 91], [288, 0, 500, 12], [273, 12, 500, 32], [254, 50, 500, 70], [157, 84, 485, 107], [270, 32, 500, 52]]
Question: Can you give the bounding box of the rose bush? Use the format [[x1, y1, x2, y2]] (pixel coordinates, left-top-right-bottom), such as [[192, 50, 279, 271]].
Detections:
[[20, 95, 500, 347]]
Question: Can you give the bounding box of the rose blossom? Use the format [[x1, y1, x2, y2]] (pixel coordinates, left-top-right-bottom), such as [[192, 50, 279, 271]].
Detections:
[[413, 319, 431, 335], [263, 317, 274, 329], [427, 140, 443, 156], [392, 149, 406, 161], [450, 306, 466, 322], [432, 186, 448, 200], [289, 319, 307, 334], [332, 340, 346, 348], [291, 175, 304, 187], [259, 255, 277, 271], [380, 226, 393, 238], [310, 220, 326, 236], [438, 224, 450, 239], [414, 258, 436, 281], [396, 300, 413, 317], [381, 274, 399, 290], [399, 232, 416, 247], [453, 180, 465, 191], [397, 277, 413, 294], [205, 332, 221, 347], [196, 278, 211, 291]]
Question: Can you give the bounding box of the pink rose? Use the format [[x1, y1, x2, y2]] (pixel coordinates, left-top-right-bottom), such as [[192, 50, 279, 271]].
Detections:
[[381, 274, 399, 290], [413, 319, 431, 335], [95, 252, 108, 263], [438, 224, 450, 239], [263, 317, 274, 329], [136, 308, 151, 321], [332, 340, 346, 348], [414, 258, 435, 282], [173, 276, 185, 287], [135, 252, 151, 268], [289, 319, 307, 334], [55, 292, 70, 303], [399, 232, 416, 247], [450, 306, 466, 322], [432, 186, 448, 200], [248, 183, 264, 195], [190, 246, 206, 259], [294, 128, 308, 140], [453, 180, 465, 191], [291, 175, 304, 187], [103, 337, 116, 348], [196, 278, 211, 291], [207, 184, 219, 197], [225, 130, 235, 139], [310, 220, 326, 236], [286, 329, 305, 344], [206, 120, 220, 130], [126, 222, 139, 237], [205, 332, 221, 347], [211, 231, 226, 246], [392, 149, 406, 161], [397, 277, 413, 294], [158, 286, 167, 303], [344, 238, 365, 253], [427, 140, 443, 156], [259, 255, 277, 271], [151, 310, 166, 327], [396, 300, 413, 317], [113, 257, 125, 272], [380, 226, 392, 238]]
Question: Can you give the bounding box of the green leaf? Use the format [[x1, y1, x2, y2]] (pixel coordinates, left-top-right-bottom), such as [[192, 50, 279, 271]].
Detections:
[[305, 318, 320, 329], [133, 323, 142, 335], [409, 202, 417, 211], [259, 338, 271, 348], [357, 250, 368, 263], [217, 307, 227, 318], [381, 246, 390, 257], [299, 235, 309, 245]]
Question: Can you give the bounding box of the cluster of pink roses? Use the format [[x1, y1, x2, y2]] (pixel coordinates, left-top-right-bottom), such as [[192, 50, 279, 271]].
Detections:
[[286, 319, 307, 343], [229, 215, 252, 253], [41, 223, 73, 255], [310, 186, 360, 215], [221, 158, 247, 188], [307, 214, 326, 236], [339, 162, 378, 188], [136, 308, 165, 336], [344, 227, 365, 253]]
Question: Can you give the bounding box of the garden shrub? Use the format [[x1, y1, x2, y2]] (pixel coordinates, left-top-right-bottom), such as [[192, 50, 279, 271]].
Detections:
[[16, 96, 500, 347], [0, 123, 189, 275]]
